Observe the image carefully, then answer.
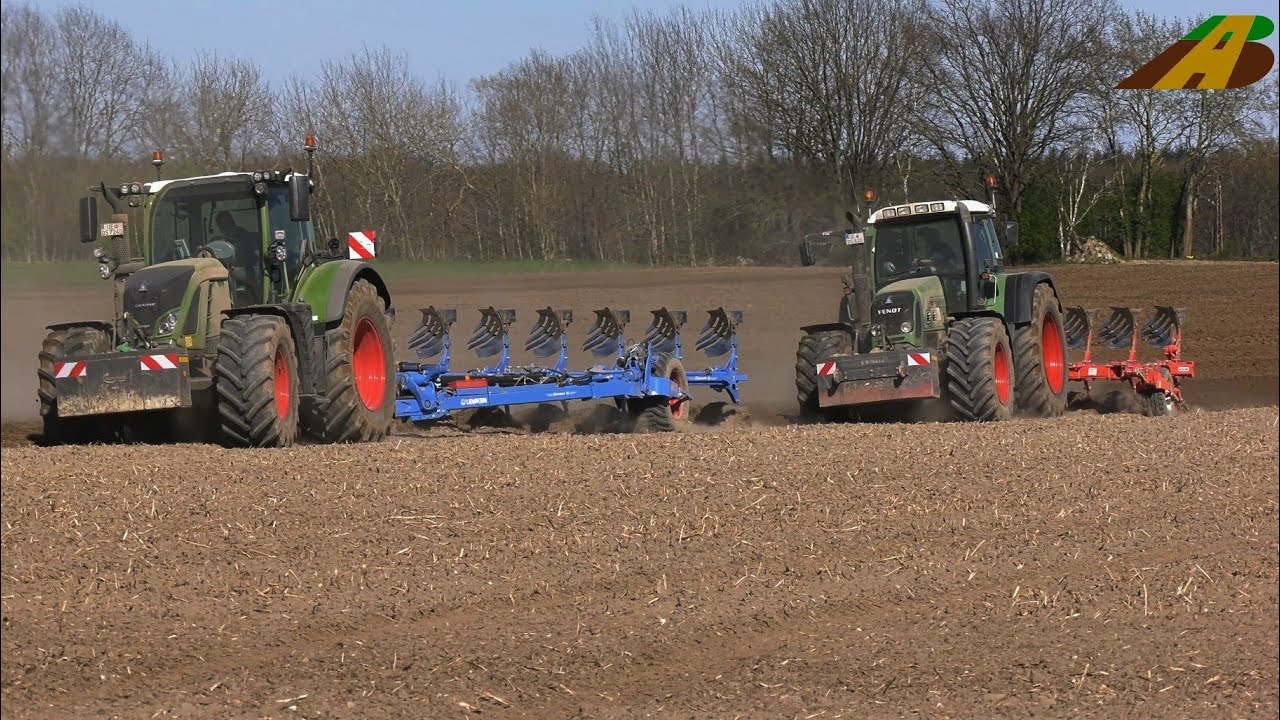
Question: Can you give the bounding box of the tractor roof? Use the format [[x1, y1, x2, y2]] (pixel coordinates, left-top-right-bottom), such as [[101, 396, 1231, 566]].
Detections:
[[143, 171, 246, 194], [867, 199, 991, 224], [142, 169, 303, 194]]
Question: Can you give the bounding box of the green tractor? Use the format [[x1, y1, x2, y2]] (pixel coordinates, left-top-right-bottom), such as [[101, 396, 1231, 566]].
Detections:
[[796, 188, 1068, 423], [39, 138, 396, 447]]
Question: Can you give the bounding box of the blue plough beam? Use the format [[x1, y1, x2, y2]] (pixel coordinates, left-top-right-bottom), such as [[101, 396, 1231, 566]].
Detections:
[[395, 306, 748, 426]]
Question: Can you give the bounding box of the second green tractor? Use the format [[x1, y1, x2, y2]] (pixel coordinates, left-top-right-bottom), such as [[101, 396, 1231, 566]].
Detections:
[[796, 191, 1069, 423]]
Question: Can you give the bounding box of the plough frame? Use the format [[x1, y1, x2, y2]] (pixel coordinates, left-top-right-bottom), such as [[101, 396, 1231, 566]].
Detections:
[[1065, 305, 1195, 413], [394, 305, 748, 425]]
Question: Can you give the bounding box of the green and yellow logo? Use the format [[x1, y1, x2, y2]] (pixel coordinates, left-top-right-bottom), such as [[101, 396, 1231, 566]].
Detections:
[[1116, 15, 1275, 89]]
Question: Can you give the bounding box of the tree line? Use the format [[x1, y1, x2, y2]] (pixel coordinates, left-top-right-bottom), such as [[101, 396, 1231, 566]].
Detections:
[[3, 0, 1277, 264]]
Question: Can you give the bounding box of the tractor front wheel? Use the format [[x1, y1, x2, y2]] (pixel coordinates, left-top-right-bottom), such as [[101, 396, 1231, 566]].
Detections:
[[37, 325, 114, 444], [1012, 282, 1068, 417], [630, 352, 689, 433], [214, 314, 300, 447], [302, 279, 395, 443], [795, 329, 853, 422], [944, 317, 1015, 422]]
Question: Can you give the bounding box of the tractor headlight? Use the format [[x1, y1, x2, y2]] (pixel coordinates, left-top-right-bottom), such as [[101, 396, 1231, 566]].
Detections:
[[98, 263, 113, 279], [155, 310, 179, 336], [273, 244, 288, 262], [900, 321, 913, 334]]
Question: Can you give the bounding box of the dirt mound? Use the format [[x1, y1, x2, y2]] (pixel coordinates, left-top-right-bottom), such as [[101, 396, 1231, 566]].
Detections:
[[1071, 236, 1123, 264], [2, 407, 1276, 719]]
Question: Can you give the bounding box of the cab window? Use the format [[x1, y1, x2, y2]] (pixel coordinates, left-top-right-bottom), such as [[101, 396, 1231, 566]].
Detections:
[[970, 217, 1001, 273], [267, 186, 312, 279]]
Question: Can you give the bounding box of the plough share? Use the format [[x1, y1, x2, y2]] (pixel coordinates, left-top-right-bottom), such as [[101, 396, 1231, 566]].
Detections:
[[395, 305, 748, 431], [1064, 305, 1195, 415]]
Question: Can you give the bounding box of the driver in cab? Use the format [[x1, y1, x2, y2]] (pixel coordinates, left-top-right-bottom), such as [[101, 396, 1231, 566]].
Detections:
[[914, 227, 963, 274], [214, 211, 262, 301]]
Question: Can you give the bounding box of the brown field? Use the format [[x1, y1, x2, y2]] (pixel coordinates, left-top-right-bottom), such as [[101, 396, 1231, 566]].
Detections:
[[2, 261, 1278, 718]]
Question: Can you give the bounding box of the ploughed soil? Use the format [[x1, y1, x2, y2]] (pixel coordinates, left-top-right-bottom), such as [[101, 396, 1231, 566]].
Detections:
[[2, 260, 1278, 718], [2, 409, 1277, 719]]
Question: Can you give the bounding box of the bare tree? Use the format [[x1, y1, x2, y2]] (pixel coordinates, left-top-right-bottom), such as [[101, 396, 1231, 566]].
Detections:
[[1172, 75, 1272, 257], [919, 0, 1116, 221], [722, 0, 930, 200], [1099, 12, 1194, 257], [1, 4, 58, 156], [172, 52, 275, 169], [53, 6, 165, 159]]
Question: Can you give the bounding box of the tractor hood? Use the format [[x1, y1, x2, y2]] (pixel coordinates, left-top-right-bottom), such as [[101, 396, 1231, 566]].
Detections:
[[121, 258, 226, 340], [872, 276, 946, 347]]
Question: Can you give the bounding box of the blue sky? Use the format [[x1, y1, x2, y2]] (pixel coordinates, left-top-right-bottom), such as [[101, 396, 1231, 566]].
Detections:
[[23, 0, 1280, 89]]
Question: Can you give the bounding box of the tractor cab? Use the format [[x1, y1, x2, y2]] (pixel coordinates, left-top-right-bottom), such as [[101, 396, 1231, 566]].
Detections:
[[864, 199, 1015, 322], [800, 198, 1019, 353], [144, 173, 316, 307]]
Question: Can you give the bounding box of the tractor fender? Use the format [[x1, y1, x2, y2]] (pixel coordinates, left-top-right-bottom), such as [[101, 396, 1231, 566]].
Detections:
[[295, 260, 392, 326], [46, 320, 114, 334], [1003, 272, 1059, 326]]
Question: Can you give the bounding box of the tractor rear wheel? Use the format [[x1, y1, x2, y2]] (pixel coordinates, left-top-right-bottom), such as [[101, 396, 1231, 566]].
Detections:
[[302, 279, 395, 443], [1012, 282, 1068, 417], [630, 352, 689, 433], [37, 325, 114, 444], [214, 314, 300, 447], [944, 317, 1015, 422], [795, 329, 853, 422]]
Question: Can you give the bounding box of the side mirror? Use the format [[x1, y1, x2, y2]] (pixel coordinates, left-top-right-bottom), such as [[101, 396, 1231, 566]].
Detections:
[[288, 174, 311, 222], [799, 240, 817, 267], [79, 196, 98, 243], [844, 210, 864, 232], [1003, 220, 1019, 248]]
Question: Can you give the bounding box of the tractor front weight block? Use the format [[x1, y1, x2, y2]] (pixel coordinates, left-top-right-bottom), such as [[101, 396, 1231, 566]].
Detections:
[[815, 350, 941, 407], [52, 349, 192, 417]]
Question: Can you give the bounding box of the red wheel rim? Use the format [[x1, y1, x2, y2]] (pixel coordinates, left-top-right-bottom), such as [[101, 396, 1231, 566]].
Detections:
[[352, 317, 387, 411], [273, 348, 291, 418], [1042, 312, 1066, 394], [669, 367, 689, 421], [993, 342, 1012, 406]]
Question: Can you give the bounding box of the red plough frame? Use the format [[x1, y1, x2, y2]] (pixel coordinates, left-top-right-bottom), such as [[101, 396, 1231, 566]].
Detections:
[[1064, 306, 1194, 414]]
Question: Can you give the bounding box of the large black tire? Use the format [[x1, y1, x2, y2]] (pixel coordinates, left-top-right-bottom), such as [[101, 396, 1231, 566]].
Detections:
[[302, 279, 395, 443], [214, 314, 300, 448], [944, 317, 1016, 422], [1012, 283, 1069, 417], [37, 325, 114, 444], [630, 352, 689, 433], [795, 329, 853, 422]]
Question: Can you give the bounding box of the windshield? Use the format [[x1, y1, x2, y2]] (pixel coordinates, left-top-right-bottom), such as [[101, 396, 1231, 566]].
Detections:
[[873, 217, 966, 285], [873, 216, 969, 311], [150, 183, 263, 304]]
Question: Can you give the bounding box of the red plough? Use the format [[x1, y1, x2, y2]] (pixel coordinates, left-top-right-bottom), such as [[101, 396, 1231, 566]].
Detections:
[[1063, 306, 1195, 415]]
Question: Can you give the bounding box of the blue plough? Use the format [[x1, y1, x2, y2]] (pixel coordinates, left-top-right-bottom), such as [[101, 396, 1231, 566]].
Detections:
[[394, 306, 748, 430]]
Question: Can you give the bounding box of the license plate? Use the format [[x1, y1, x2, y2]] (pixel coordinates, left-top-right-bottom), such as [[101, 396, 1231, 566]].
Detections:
[[100, 222, 126, 237]]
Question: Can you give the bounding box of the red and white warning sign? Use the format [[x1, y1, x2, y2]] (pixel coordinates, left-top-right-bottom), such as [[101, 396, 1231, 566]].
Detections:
[[348, 230, 377, 260], [816, 362, 837, 376], [140, 353, 179, 371], [54, 361, 87, 379], [906, 352, 931, 366]]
